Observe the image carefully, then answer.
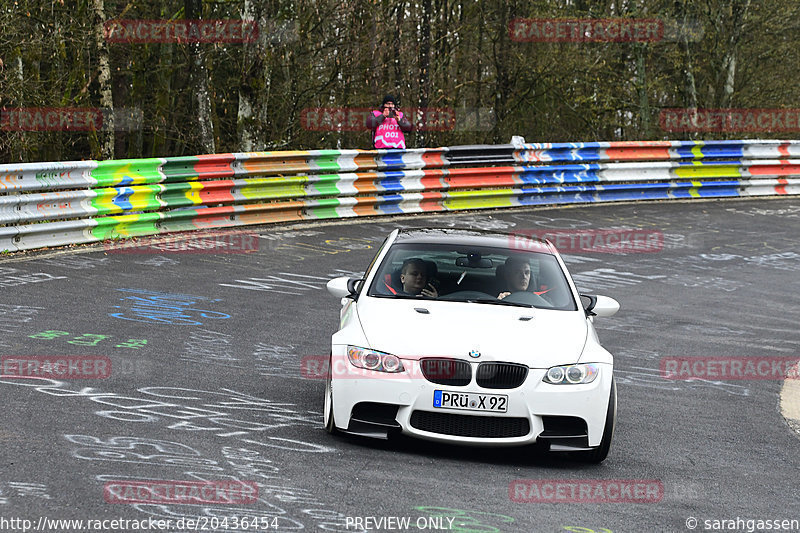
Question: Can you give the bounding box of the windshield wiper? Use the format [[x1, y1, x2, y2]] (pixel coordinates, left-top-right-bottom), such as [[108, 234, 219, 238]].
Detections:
[[465, 298, 533, 308]]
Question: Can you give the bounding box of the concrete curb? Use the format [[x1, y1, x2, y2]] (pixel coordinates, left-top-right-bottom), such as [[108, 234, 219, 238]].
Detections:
[[780, 363, 800, 438]]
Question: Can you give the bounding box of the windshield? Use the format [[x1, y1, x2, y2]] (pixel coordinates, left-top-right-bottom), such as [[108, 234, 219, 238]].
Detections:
[[367, 242, 577, 311]]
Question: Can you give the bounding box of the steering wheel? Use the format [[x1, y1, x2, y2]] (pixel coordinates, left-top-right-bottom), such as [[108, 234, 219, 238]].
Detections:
[[440, 290, 496, 301], [501, 291, 552, 307]]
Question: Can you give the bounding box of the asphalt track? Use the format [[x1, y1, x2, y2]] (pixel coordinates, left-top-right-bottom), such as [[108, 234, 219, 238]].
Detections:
[[1, 198, 799, 533]]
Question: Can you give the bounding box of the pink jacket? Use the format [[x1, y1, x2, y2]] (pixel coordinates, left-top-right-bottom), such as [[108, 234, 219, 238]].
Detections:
[[372, 110, 408, 149]]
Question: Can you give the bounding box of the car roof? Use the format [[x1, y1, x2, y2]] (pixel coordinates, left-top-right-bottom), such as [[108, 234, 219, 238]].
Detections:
[[393, 228, 554, 254]]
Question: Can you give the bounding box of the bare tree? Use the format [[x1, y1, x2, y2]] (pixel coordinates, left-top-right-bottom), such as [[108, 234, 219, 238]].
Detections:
[[91, 0, 114, 158], [186, 0, 215, 153], [238, 0, 272, 151]]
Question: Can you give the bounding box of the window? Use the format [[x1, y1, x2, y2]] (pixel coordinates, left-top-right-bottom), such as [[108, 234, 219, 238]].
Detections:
[[367, 242, 577, 311]]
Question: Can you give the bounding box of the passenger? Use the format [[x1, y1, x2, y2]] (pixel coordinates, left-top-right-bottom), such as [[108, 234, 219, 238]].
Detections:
[[497, 257, 531, 300], [399, 258, 438, 298]]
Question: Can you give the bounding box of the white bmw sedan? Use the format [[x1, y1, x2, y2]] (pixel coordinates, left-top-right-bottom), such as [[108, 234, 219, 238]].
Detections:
[[325, 228, 620, 462]]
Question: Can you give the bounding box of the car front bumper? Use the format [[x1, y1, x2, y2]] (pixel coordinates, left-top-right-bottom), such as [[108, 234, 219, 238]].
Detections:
[[329, 352, 613, 449]]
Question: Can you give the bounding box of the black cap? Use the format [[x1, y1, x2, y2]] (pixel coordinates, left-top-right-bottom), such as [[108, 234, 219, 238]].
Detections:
[[381, 94, 396, 107]]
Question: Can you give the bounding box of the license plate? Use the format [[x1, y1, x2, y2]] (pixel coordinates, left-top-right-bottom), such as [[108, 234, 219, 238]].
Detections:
[[433, 390, 508, 413]]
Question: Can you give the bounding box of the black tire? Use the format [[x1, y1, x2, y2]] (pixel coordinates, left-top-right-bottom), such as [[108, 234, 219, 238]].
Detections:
[[574, 378, 616, 463], [323, 354, 340, 435]]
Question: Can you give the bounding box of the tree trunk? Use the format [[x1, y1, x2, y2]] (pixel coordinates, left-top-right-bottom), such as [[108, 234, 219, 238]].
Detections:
[[492, 0, 511, 143], [720, 53, 737, 108], [635, 43, 651, 139], [238, 0, 270, 152], [91, 0, 114, 159], [152, 42, 173, 157], [186, 0, 215, 154], [417, 0, 432, 147], [392, 2, 403, 89], [718, 0, 751, 109], [679, 1, 698, 112]]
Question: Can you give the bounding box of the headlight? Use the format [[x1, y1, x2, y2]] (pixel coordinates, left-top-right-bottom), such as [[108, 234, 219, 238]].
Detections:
[[347, 346, 404, 373], [542, 363, 599, 385], [546, 366, 565, 383]]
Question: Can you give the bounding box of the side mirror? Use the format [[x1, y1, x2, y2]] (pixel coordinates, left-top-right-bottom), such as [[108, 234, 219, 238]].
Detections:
[[581, 294, 620, 317], [327, 276, 363, 299]]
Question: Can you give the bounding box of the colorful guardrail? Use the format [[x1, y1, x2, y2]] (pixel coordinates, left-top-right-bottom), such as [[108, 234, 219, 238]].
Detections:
[[1, 140, 799, 252]]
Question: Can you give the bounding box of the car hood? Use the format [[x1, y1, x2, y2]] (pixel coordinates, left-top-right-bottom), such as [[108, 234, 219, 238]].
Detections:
[[356, 297, 588, 368]]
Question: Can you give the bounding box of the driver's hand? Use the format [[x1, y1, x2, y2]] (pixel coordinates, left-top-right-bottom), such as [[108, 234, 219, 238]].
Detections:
[[497, 292, 511, 300], [420, 284, 438, 298]]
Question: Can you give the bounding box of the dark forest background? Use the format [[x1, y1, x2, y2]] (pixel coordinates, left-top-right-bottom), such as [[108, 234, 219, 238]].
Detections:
[[0, 0, 797, 163]]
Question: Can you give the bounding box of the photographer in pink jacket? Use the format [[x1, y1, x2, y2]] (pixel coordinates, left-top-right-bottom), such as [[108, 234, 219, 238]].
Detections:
[[368, 95, 412, 149]]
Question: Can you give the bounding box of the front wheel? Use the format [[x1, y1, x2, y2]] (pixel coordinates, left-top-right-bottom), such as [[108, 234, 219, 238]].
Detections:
[[323, 354, 339, 435], [574, 378, 616, 463]]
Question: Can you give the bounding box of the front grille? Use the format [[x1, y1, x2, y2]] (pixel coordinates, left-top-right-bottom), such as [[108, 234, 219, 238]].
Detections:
[[476, 362, 529, 389], [420, 358, 471, 386], [410, 410, 530, 438]]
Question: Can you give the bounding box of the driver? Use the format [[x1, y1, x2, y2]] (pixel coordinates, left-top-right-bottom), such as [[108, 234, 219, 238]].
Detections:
[[399, 258, 439, 298], [497, 257, 531, 300]]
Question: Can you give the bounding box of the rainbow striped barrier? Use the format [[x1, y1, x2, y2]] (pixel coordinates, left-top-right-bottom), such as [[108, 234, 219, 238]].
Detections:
[[1, 140, 798, 252]]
